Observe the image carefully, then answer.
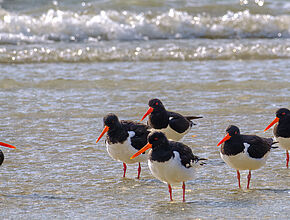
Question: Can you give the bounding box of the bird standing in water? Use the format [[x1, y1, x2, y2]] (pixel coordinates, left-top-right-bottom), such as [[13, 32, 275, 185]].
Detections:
[[264, 108, 290, 168], [217, 125, 276, 189], [96, 113, 150, 179], [140, 98, 202, 141], [131, 131, 206, 202]]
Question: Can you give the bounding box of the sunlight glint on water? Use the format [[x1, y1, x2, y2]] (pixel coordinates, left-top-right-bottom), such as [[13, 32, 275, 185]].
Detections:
[[0, 0, 289, 218]]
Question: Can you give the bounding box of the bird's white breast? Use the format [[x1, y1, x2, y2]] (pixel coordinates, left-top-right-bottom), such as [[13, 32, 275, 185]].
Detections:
[[220, 143, 270, 170], [148, 151, 195, 185], [151, 125, 190, 141], [106, 131, 148, 164], [274, 136, 290, 150]]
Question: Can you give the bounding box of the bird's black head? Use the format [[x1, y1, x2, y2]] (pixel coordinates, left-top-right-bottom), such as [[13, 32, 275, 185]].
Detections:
[[217, 125, 241, 146], [148, 98, 165, 110], [276, 108, 290, 119], [148, 131, 169, 150], [226, 125, 240, 137], [103, 113, 120, 128]]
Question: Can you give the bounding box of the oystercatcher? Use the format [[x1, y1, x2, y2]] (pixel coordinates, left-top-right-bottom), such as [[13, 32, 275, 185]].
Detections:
[[140, 98, 202, 141], [96, 113, 150, 179], [217, 125, 275, 189], [0, 142, 16, 166], [264, 108, 290, 168], [131, 131, 206, 202]]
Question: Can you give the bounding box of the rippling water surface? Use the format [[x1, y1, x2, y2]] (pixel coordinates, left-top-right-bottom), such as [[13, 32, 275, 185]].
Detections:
[[0, 0, 289, 219]]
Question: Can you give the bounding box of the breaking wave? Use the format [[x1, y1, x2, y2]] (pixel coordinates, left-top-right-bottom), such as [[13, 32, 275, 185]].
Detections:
[[0, 8, 289, 45]]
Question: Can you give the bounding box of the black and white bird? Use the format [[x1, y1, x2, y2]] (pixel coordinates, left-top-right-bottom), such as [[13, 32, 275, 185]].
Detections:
[[96, 113, 150, 179], [0, 142, 16, 166], [131, 131, 206, 202], [217, 125, 276, 189], [264, 108, 290, 168], [140, 98, 202, 141]]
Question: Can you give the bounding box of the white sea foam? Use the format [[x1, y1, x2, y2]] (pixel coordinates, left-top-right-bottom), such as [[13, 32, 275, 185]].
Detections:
[[0, 8, 289, 44], [1, 39, 289, 63]]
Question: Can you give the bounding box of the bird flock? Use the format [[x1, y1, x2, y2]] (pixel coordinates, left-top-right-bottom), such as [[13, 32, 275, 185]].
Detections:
[[1, 98, 289, 203], [96, 98, 290, 202]]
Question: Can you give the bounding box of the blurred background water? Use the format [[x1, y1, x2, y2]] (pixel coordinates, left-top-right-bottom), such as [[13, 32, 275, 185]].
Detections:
[[0, 0, 289, 219]]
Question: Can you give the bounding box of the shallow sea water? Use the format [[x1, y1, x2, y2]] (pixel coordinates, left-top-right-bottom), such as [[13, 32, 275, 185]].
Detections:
[[0, 0, 290, 219], [0, 59, 289, 219]]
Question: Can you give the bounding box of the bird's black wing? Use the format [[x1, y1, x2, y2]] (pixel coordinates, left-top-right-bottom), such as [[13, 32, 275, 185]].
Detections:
[[121, 120, 151, 150], [170, 141, 206, 168], [242, 135, 273, 159], [167, 111, 192, 133]]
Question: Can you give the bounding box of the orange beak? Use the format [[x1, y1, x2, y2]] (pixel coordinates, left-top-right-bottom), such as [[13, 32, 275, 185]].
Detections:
[[130, 143, 152, 159], [141, 107, 153, 121], [264, 117, 279, 132], [217, 133, 231, 146], [0, 142, 16, 149], [96, 126, 109, 143]]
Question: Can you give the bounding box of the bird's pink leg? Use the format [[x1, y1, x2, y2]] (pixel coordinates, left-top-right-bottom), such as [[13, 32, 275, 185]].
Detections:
[[123, 163, 127, 178], [286, 150, 289, 169], [237, 170, 241, 188], [182, 182, 186, 202], [137, 162, 141, 179], [168, 184, 173, 201], [247, 170, 251, 189]]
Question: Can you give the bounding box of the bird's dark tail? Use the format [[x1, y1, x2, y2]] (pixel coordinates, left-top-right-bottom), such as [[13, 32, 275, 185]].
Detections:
[[271, 141, 279, 149], [186, 116, 203, 126], [266, 138, 279, 149], [197, 157, 207, 166], [186, 116, 203, 120]]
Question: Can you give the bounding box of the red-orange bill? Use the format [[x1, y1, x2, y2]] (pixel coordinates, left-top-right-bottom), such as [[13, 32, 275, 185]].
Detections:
[[96, 126, 109, 143], [141, 107, 153, 121], [131, 143, 152, 159], [264, 117, 279, 132], [217, 133, 231, 146], [0, 142, 16, 149]]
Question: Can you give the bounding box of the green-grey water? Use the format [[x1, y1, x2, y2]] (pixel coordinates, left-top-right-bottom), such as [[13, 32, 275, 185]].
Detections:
[[0, 0, 290, 219]]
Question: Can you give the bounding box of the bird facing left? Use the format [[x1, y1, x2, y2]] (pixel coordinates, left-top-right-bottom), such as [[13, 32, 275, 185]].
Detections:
[[0, 142, 16, 166], [131, 131, 206, 202], [96, 113, 151, 179], [217, 125, 276, 189]]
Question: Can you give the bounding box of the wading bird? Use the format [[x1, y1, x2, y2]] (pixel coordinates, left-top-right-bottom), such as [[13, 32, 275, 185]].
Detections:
[[264, 108, 290, 168], [131, 131, 206, 202], [217, 125, 276, 189], [140, 98, 202, 141], [96, 113, 150, 179]]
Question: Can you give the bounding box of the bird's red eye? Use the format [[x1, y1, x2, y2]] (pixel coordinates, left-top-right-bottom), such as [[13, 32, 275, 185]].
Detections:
[[155, 102, 158, 105], [282, 112, 286, 115], [154, 137, 158, 140], [235, 131, 237, 134]]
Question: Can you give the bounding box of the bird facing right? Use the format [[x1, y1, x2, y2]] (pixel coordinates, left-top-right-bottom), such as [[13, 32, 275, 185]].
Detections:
[[217, 125, 275, 189]]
